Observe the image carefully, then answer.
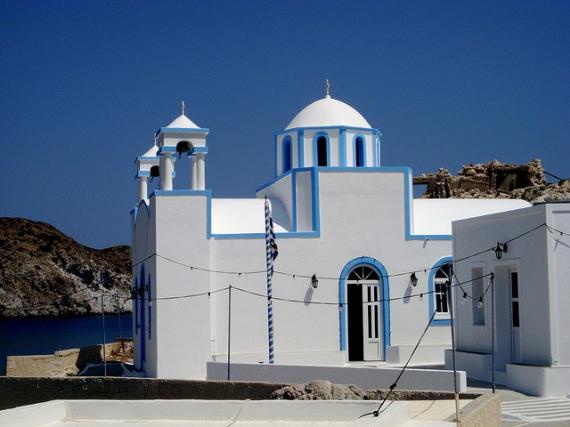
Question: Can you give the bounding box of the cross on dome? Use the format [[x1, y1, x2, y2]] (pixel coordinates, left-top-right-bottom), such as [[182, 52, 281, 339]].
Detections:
[[325, 79, 331, 98]]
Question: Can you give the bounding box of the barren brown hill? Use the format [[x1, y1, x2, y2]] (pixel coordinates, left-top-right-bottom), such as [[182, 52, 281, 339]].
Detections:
[[0, 218, 132, 317]]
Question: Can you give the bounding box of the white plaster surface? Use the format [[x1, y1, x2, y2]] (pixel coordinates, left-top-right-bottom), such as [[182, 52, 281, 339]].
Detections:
[[207, 362, 467, 392], [211, 198, 287, 234], [286, 96, 371, 129], [451, 203, 570, 397], [0, 399, 458, 426], [412, 199, 530, 235], [132, 168, 531, 380]]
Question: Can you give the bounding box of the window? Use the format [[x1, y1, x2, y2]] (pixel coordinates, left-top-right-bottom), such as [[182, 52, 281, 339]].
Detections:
[[434, 264, 450, 316], [355, 137, 365, 167], [471, 267, 485, 326], [282, 138, 292, 173], [148, 276, 152, 339], [317, 136, 328, 166], [510, 271, 520, 328]]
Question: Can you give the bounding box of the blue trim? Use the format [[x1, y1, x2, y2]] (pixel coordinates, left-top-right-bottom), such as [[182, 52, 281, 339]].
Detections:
[[311, 168, 320, 232], [136, 171, 151, 178], [297, 129, 304, 167], [139, 265, 146, 366], [291, 172, 297, 231], [339, 257, 391, 360], [353, 134, 366, 167], [339, 128, 347, 166], [156, 127, 209, 135], [428, 256, 453, 325], [274, 134, 278, 177], [377, 135, 381, 166], [191, 146, 208, 154], [256, 168, 296, 193], [400, 170, 452, 241], [282, 136, 292, 173], [210, 231, 319, 239], [137, 156, 159, 161], [144, 167, 450, 241], [276, 125, 383, 137], [312, 132, 331, 167], [151, 189, 211, 197], [254, 166, 452, 241], [372, 135, 378, 166], [132, 198, 151, 224], [157, 146, 177, 154]]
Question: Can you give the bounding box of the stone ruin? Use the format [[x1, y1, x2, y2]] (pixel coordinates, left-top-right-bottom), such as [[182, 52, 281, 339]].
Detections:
[[413, 159, 570, 203]]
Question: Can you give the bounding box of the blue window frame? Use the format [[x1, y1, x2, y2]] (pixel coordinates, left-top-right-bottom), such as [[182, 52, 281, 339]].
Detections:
[[317, 136, 328, 166], [282, 137, 292, 173], [355, 136, 365, 167], [428, 257, 452, 325]]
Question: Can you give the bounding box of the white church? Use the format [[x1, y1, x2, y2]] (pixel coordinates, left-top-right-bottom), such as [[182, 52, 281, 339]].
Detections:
[[131, 87, 529, 380]]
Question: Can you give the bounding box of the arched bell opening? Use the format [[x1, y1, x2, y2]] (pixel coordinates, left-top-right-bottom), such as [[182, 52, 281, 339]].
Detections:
[[176, 140, 193, 157], [150, 165, 160, 178]]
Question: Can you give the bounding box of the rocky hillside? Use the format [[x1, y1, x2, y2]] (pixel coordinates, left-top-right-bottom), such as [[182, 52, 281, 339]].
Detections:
[[414, 159, 570, 202], [0, 218, 132, 317]]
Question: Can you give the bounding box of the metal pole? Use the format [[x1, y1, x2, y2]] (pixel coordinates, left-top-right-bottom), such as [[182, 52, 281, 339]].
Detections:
[[448, 266, 461, 426], [264, 197, 275, 364], [101, 295, 107, 377], [227, 285, 232, 381], [117, 297, 123, 340], [491, 273, 496, 394]]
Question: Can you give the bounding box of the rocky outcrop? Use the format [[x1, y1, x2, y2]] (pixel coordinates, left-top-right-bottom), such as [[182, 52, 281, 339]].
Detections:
[[414, 159, 569, 203], [270, 380, 366, 400], [0, 218, 132, 317]]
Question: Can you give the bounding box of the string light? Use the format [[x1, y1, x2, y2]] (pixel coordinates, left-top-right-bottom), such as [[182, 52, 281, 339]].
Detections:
[[130, 222, 551, 283]]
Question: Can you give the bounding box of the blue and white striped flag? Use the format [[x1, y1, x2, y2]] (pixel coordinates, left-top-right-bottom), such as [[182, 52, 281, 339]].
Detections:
[[264, 197, 278, 363]]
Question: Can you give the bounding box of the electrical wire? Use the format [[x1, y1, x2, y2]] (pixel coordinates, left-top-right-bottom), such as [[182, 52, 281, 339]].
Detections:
[[129, 223, 549, 282], [360, 308, 438, 418]]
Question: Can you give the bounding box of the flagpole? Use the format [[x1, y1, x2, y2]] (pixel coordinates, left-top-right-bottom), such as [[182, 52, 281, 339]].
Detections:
[[264, 196, 275, 364]]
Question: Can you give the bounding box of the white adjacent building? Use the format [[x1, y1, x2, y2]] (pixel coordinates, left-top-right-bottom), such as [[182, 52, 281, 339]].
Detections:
[[446, 203, 570, 397], [131, 90, 528, 380]]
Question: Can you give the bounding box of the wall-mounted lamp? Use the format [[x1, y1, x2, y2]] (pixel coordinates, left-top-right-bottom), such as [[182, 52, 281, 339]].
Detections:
[[494, 242, 508, 259], [410, 272, 418, 287], [311, 274, 319, 289]]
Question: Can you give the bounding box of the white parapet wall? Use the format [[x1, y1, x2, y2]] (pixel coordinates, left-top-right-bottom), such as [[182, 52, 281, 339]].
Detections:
[[0, 399, 456, 426], [207, 362, 467, 392], [506, 364, 570, 397]]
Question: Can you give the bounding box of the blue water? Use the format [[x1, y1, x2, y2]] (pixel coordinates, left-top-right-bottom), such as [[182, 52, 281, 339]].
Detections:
[[0, 314, 132, 375]]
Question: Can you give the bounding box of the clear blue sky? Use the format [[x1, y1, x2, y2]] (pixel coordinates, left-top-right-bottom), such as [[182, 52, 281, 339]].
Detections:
[[1, 0, 568, 248]]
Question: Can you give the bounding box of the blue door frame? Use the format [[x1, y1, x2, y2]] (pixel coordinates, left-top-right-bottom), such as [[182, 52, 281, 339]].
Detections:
[[339, 257, 391, 360]]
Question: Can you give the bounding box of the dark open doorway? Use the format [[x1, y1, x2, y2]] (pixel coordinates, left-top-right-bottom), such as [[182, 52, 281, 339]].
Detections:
[[347, 283, 363, 361]]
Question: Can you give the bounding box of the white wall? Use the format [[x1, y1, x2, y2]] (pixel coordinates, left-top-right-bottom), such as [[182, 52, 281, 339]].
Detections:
[[207, 362, 467, 392], [453, 205, 560, 365], [295, 170, 313, 231], [136, 169, 540, 380], [152, 194, 212, 379], [211, 171, 453, 368], [548, 205, 570, 365]]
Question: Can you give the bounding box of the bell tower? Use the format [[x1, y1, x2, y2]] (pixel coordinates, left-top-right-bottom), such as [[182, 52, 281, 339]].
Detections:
[[155, 101, 209, 191]]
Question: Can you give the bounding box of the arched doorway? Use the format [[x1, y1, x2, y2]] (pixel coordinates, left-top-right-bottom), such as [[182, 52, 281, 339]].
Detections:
[[346, 265, 382, 361], [339, 257, 390, 362]]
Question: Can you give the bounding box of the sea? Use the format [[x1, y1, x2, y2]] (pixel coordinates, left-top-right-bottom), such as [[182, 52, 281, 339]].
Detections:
[[0, 313, 132, 376]]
